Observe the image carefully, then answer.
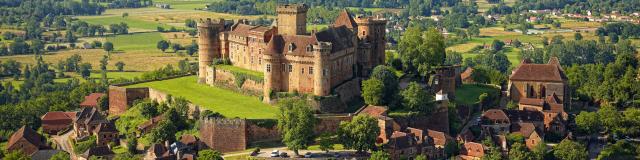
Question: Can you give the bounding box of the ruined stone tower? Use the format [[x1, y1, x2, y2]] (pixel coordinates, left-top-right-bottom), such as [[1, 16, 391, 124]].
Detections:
[[276, 4, 308, 36], [197, 18, 223, 83]]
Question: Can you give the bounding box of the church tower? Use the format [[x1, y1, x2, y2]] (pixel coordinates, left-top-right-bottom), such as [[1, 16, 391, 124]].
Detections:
[[276, 4, 308, 36], [197, 18, 223, 83]]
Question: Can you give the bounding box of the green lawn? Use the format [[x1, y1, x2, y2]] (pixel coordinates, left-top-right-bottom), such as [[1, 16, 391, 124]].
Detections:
[[81, 16, 174, 31], [216, 65, 264, 79], [307, 24, 329, 32], [455, 84, 500, 105], [106, 32, 164, 51], [154, 0, 210, 10], [126, 76, 277, 119], [88, 71, 144, 80]]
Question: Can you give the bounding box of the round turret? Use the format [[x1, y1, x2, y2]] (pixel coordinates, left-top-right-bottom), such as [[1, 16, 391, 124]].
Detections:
[[262, 35, 281, 101]]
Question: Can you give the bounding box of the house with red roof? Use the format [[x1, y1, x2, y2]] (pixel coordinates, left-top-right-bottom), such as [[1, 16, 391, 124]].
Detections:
[[508, 57, 568, 113], [6, 126, 49, 155], [41, 111, 76, 134], [80, 93, 105, 108], [459, 142, 485, 160]]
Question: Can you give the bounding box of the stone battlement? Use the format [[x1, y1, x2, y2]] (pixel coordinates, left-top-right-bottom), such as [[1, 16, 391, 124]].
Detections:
[[276, 4, 308, 13], [355, 15, 387, 24], [197, 18, 224, 27]]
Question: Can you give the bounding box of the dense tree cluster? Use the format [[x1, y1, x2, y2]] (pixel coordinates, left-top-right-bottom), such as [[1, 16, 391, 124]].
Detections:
[[513, 0, 640, 14]]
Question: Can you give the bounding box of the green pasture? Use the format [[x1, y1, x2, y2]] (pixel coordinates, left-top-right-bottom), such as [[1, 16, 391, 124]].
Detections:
[[455, 84, 500, 105], [80, 16, 174, 31], [106, 32, 164, 51], [126, 76, 277, 119], [216, 65, 264, 78]]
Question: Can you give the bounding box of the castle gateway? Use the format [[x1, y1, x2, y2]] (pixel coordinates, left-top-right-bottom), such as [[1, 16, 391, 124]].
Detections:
[[197, 4, 387, 97]]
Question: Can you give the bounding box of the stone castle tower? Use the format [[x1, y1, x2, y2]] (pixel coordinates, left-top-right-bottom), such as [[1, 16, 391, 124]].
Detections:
[[197, 18, 223, 83], [276, 4, 308, 36], [355, 15, 387, 76]]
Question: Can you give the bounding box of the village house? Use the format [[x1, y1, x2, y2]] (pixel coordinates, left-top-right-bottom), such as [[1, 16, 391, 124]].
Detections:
[[460, 67, 474, 84], [481, 109, 511, 135], [93, 122, 119, 146], [80, 93, 105, 108], [138, 115, 165, 136], [74, 107, 108, 138], [6, 126, 49, 155], [459, 142, 485, 160], [511, 122, 543, 149], [145, 143, 176, 160], [41, 111, 76, 134], [508, 57, 568, 113], [79, 146, 114, 160]]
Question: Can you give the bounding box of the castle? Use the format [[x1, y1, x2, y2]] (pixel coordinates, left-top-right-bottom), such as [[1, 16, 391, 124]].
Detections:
[[197, 4, 387, 97]]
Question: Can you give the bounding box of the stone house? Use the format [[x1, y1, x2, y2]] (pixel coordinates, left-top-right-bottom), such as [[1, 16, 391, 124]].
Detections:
[[79, 146, 114, 160], [144, 143, 176, 160], [481, 109, 511, 135], [511, 122, 543, 149], [459, 142, 485, 160], [93, 122, 119, 146], [508, 57, 568, 114], [74, 107, 108, 138], [6, 126, 49, 155], [41, 111, 76, 135], [138, 115, 164, 136]]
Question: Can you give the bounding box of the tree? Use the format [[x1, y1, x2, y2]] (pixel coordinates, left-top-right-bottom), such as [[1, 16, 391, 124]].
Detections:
[[317, 133, 335, 153], [276, 98, 317, 156], [531, 141, 547, 160], [398, 27, 446, 78], [401, 82, 434, 113], [157, 40, 170, 52], [369, 151, 390, 160], [122, 12, 129, 18], [575, 111, 600, 134], [415, 155, 427, 160], [610, 33, 619, 43], [509, 142, 532, 160], [338, 115, 380, 153], [79, 63, 92, 79], [171, 43, 181, 53], [574, 32, 583, 40], [103, 41, 113, 54], [148, 120, 177, 143], [362, 78, 384, 106], [554, 139, 588, 160], [3, 151, 29, 160], [30, 39, 45, 54], [597, 140, 637, 160], [491, 39, 505, 51], [597, 104, 621, 132], [99, 55, 109, 83], [468, 25, 480, 37], [50, 151, 70, 160], [115, 61, 125, 72], [198, 149, 223, 160], [97, 95, 109, 111], [370, 65, 399, 106]]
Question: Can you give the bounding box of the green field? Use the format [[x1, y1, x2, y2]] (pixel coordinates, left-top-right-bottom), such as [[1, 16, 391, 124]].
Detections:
[[455, 84, 500, 105], [81, 16, 175, 31], [154, 0, 211, 10], [127, 76, 277, 119], [106, 32, 165, 51]]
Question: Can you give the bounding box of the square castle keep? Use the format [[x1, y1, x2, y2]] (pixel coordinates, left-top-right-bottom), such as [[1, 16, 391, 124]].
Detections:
[[196, 4, 387, 97]]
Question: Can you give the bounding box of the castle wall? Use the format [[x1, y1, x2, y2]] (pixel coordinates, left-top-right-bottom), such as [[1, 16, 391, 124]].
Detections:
[[207, 66, 264, 94], [108, 86, 149, 115], [200, 118, 247, 153]]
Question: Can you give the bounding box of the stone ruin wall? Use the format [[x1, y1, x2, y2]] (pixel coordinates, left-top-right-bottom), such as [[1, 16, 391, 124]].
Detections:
[[199, 115, 353, 152], [206, 66, 264, 94], [200, 118, 247, 153], [108, 86, 149, 115]]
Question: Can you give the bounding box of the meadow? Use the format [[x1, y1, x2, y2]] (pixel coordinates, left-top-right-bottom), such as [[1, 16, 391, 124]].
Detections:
[[126, 76, 278, 119], [454, 84, 500, 105]]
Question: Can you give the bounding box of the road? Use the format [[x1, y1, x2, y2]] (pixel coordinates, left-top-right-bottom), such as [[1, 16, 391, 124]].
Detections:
[[52, 130, 76, 159]]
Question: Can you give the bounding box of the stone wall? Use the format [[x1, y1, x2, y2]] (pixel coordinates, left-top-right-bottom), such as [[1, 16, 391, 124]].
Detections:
[[200, 118, 247, 153], [108, 86, 149, 115], [199, 114, 353, 153], [206, 66, 264, 94], [333, 78, 362, 104]]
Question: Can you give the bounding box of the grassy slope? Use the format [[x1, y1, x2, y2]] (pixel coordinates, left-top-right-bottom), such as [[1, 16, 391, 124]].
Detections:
[[126, 76, 277, 119], [81, 16, 174, 31], [455, 84, 500, 105]]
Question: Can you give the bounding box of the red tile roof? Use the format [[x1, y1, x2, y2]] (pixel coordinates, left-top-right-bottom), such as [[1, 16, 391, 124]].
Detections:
[[357, 105, 388, 118], [7, 126, 45, 154], [519, 98, 545, 106], [41, 111, 75, 121], [427, 129, 452, 146], [461, 142, 485, 157], [334, 10, 357, 29], [482, 109, 510, 123], [512, 122, 538, 137], [510, 57, 566, 82], [79, 93, 105, 107], [460, 67, 474, 81]]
